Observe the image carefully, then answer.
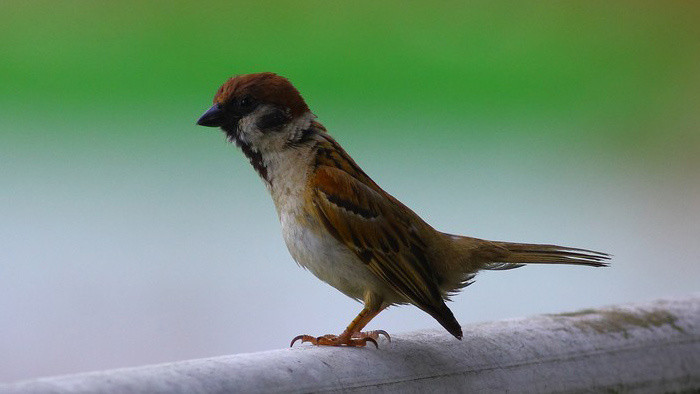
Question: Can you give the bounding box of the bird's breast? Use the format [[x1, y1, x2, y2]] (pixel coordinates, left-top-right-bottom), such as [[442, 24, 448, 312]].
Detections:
[[278, 208, 391, 302]]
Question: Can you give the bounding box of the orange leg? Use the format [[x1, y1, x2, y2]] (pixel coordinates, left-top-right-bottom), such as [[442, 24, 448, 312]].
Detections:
[[290, 306, 390, 348]]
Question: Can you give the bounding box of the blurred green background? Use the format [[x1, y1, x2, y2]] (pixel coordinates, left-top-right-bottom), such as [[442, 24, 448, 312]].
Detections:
[[1, 1, 699, 382]]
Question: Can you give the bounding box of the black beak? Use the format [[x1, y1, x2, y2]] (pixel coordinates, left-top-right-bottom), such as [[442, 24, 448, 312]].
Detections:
[[197, 104, 224, 127]]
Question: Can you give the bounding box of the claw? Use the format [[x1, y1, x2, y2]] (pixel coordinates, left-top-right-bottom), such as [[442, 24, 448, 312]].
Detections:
[[374, 330, 391, 342], [290, 335, 316, 347], [364, 337, 378, 349], [351, 330, 391, 342]]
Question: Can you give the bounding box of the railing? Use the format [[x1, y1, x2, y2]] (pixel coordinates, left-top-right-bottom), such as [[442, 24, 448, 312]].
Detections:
[[2, 295, 699, 393]]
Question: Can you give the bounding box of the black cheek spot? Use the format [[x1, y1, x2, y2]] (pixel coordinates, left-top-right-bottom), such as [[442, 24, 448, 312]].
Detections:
[[256, 108, 289, 131]]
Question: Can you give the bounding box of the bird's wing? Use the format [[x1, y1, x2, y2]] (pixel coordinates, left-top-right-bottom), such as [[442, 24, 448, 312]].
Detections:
[[309, 163, 444, 310]]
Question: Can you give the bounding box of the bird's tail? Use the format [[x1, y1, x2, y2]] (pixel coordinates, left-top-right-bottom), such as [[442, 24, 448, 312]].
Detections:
[[482, 241, 610, 270]]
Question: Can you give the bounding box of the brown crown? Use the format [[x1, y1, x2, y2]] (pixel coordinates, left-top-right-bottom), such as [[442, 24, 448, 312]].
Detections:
[[213, 72, 310, 117]]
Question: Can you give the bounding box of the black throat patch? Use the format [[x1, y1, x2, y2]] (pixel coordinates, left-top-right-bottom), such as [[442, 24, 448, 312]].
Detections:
[[237, 139, 269, 184], [224, 127, 270, 184]]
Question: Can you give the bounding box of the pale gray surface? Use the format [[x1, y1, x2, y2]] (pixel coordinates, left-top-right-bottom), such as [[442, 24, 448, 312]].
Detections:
[[3, 295, 698, 394]]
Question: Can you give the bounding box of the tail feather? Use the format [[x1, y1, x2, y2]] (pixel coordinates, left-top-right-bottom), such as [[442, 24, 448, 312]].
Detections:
[[489, 241, 610, 269], [421, 301, 463, 340]]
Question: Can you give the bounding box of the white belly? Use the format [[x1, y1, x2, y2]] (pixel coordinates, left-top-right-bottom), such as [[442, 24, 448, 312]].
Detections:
[[279, 211, 389, 302]]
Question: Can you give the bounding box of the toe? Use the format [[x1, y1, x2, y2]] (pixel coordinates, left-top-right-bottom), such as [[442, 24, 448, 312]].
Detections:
[[290, 335, 317, 347], [352, 330, 391, 342], [346, 337, 378, 348]]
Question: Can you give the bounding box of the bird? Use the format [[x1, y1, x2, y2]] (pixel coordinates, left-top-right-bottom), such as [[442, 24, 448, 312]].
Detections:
[[196, 72, 609, 348]]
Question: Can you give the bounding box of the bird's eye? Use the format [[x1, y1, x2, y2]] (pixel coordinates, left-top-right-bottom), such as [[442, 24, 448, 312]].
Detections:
[[239, 96, 252, 108], [231, 95, 258, 116]]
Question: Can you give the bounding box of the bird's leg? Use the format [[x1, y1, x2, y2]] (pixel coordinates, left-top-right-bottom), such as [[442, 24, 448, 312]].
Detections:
[[290, 305, 389, 348]]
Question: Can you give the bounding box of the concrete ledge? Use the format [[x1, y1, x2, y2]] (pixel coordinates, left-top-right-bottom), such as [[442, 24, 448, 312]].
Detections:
[[3, 295, 699, 393]]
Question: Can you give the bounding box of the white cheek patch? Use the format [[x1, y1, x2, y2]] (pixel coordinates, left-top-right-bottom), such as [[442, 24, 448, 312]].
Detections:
[[289, 112, 314, 132], [236, 108, 318, 175], [237, 106, 277, 141], [237, 112, 265, 146]]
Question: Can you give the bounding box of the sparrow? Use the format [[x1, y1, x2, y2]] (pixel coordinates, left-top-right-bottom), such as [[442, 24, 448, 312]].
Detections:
[[197, 72, 609, 348]]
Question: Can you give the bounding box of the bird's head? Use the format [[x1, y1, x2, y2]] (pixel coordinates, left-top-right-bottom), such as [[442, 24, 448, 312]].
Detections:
[[197, 72, 313, 151]]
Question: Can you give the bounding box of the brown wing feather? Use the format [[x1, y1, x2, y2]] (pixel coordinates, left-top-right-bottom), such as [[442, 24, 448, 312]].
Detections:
[[308, 136, 462, 338], [312, 166, 440, 305]]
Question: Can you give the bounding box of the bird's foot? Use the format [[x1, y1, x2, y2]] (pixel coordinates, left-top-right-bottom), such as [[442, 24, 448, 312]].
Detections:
[[290, 334, 376, 348], [290, 330, 390, 348]]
